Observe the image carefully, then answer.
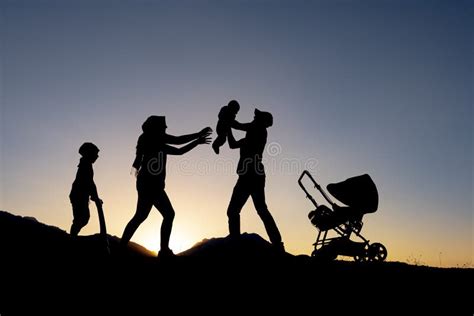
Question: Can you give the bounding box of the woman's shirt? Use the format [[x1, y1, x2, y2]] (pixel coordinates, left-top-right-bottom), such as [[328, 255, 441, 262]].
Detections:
[[133, 133, 168, 188]]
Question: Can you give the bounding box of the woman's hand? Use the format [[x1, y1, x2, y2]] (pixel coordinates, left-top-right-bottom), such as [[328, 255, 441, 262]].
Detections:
[[197, 135, 212, 145], [199, 127, 213, 138]]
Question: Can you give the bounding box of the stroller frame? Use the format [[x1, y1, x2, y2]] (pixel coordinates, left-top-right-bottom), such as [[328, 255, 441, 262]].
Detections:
[[298, 170, 387, 262]]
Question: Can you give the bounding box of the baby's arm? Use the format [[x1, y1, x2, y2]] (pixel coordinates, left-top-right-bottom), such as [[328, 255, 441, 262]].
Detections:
[[231, 120, 252, 131]]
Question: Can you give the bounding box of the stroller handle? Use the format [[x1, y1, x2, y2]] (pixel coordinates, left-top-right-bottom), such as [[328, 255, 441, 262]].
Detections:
[[298, 170, 335, 208]]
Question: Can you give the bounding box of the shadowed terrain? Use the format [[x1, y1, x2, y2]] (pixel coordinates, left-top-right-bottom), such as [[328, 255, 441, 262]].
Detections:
[[0, 210, 471, 313]]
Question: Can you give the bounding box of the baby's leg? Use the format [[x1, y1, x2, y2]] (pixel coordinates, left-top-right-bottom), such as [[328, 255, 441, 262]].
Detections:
[[212, 133, 227, 154], [212, 121, 229, 154]]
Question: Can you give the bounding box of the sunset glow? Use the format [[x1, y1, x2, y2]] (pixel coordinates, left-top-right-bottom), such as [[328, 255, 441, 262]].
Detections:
[[1, 0, 472, 267]]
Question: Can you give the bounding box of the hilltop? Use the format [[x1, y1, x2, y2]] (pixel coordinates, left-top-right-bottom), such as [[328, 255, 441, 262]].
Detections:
[[0, 210, 471, 313]]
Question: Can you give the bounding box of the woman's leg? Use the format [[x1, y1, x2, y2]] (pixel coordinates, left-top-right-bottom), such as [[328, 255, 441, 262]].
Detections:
[[120, 195, 153, 246], [154, 190, 175, 251]]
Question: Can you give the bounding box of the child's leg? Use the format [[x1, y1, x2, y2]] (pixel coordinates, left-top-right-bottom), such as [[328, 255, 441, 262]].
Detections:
[[70, 201, 90, 236], [212, 133, 227, 154], [212, 122, 228, 154]]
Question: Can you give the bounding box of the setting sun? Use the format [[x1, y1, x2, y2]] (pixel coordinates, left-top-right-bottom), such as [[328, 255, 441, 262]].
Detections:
[[138, 231, 195, 255], [0, 1, 471, 310], [1, 0, 471, 268]]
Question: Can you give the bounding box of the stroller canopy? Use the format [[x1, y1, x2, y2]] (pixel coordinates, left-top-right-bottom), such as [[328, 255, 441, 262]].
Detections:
[[327, 174, 378, 213]]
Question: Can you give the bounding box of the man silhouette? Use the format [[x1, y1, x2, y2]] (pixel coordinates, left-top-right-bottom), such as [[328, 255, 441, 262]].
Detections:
[[226, 108, 284, 252]]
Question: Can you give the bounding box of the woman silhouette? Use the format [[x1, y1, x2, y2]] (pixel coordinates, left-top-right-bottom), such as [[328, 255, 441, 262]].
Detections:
[[120, 116, 212, 257]]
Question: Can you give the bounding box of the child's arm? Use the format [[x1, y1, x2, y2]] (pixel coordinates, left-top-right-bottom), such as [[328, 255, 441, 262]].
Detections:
[[90, 182, 101, 204], [165, 135, 211, 155], [165, 127, 212, 145], [88, 165, 101, 203], [227, 129, 246, 149], [77, 162, 102, 203]]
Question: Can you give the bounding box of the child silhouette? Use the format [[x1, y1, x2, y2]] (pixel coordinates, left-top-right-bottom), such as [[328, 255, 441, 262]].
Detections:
[[69, 142, 102, 237], [212, 100, 241, 154]]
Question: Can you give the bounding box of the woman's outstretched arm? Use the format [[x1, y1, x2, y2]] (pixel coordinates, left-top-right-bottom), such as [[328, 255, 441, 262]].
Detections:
[[165, 127, 212, 145], [165, 135, 212, 155]]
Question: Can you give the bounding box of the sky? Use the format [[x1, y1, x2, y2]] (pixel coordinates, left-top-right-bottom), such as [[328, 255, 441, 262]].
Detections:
[[1, 0, 472, 267]]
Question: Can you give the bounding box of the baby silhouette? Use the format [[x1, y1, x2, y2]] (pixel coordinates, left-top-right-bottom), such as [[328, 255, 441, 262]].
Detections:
[[212, 100, 240, 154]]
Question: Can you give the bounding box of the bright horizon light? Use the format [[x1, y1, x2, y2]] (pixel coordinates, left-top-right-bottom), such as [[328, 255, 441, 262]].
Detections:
[[1, 0, 472, 268]]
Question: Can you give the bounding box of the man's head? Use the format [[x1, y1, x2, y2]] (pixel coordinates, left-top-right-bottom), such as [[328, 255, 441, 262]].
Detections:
[[254, 108, 273, 128]]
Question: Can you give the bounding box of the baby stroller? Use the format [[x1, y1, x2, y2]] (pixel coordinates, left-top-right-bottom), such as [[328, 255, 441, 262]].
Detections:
[[298, 170, 387, 262]]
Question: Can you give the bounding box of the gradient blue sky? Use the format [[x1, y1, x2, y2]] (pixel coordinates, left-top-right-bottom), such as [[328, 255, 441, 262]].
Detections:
[[1, 0, 472, 267]]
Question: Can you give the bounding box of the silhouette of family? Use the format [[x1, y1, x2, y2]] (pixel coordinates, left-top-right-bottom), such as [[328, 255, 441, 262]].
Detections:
[[69, 100, 284, 257]]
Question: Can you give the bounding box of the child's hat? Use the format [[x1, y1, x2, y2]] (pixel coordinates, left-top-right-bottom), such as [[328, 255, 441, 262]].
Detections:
[[79, 142, 99, 156]]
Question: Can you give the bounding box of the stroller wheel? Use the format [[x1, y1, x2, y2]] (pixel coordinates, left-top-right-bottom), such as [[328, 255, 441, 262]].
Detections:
[[354, 255, 367, 263], [368, 242, 387, 262]]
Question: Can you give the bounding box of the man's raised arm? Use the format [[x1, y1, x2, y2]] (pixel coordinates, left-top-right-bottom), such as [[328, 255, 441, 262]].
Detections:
[[227, 128, 245, 149]]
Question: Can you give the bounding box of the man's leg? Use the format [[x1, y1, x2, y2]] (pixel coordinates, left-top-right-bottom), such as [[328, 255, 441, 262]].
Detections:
[[227, 177, 250, 238], [251, 176, 283, 247]]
